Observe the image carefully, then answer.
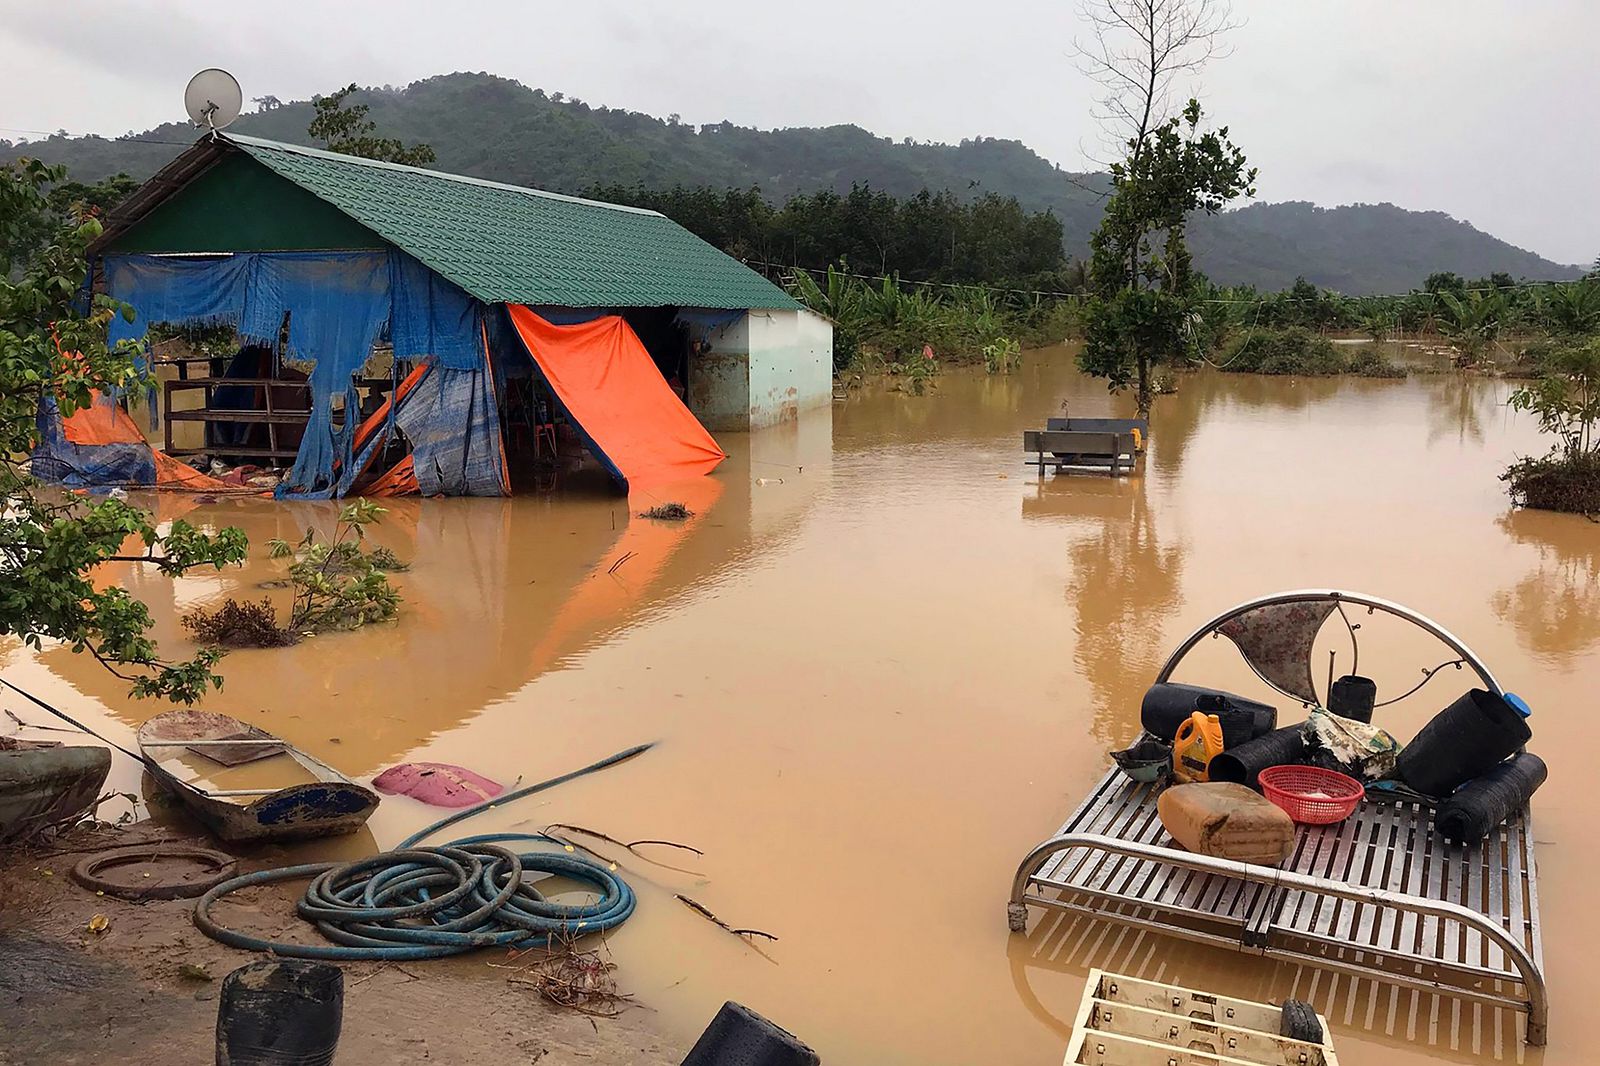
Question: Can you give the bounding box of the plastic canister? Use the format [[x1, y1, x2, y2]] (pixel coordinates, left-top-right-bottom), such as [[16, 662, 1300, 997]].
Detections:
[[1172, 712, 1226, 784]]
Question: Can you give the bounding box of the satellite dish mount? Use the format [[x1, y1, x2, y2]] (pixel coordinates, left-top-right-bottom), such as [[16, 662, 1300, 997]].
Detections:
[[184, 68, 243, 137]]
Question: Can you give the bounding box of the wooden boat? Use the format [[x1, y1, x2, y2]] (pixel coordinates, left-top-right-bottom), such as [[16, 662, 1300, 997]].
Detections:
[[0, 739, 112, 845], [137, 710, 377, 843]]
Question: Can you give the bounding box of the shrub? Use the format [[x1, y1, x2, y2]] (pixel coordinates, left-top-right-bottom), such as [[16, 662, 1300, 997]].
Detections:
[[1218, 327, 1345, 375], [1218, 327, 1406, 378], [1502, 452, 1600, 513]]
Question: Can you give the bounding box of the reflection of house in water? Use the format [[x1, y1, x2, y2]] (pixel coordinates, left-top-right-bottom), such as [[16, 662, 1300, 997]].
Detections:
[[1021, 476, 1185, 745], [1491, 509, 1600, 666], [43, 410, 832, 774]]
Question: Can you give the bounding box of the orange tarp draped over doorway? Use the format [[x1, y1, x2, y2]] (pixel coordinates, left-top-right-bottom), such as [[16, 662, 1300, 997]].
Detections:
[[506, 306, 725, 489]]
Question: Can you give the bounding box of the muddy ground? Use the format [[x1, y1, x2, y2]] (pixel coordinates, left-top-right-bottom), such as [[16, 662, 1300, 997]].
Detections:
[[0, 823, 683, 1066]]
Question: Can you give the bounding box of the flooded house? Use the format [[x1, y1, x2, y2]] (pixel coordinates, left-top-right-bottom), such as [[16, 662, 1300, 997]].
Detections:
[[42, 133, 832, 497]]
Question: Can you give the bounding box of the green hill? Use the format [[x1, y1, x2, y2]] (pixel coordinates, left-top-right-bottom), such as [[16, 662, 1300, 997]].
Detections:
[[7, 72, 1579, 294]]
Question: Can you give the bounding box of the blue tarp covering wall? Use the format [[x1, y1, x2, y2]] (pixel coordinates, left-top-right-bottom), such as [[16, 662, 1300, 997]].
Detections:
[[99, 250, 504, 497], [31, 396, 155, 487]]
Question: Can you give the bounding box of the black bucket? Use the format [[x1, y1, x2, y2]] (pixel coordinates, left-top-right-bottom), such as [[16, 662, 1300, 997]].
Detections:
[[1395, 689, 1532, 798], [1141, 683, 1276, 748], [1207, 724, 1310, 789], [1328, 675, 1377, 724], [681, 1001, 819, 1066], [216, 960, 343, 1066], [1435, 752, 1547, 844]]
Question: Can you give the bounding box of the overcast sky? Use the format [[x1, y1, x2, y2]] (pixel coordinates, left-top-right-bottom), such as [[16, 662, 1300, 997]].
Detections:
[[2, 1, 1594, 264]]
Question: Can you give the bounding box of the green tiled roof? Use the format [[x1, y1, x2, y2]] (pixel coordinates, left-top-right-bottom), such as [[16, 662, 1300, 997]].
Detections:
[[223, 134, 800, 311]]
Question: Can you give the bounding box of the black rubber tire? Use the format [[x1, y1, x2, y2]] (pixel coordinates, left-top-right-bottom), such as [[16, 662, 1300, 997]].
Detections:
[[1280, 999, 1323, 1043], [71, 844, 236, 901]]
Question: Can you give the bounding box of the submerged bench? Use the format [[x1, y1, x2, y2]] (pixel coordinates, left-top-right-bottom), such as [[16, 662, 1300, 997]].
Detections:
[[1023, 429, 1137, 476]]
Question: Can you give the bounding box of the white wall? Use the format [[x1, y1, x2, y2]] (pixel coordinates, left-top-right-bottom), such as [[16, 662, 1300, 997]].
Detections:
[[686, 308, 833, 431], [746, 308, 833, 429]]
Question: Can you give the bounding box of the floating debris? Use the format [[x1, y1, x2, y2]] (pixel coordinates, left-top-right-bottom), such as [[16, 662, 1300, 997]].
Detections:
[[638, 502, 693, 520]]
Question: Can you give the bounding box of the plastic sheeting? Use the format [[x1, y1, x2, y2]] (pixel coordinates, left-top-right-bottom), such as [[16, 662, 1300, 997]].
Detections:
[[100, 249, 487, 497], [341, 358, 507, 498], [507, 306, 725, 489], [32, 396, 154, 487], [34, 393, 234, 492]]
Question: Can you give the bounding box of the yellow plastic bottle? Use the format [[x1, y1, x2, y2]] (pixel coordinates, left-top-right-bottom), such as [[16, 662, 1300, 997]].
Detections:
[[1171, 711, 1226, 783]]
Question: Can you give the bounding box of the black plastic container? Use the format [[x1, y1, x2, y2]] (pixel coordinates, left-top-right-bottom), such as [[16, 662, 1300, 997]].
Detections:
[[681, 1001, 820, 1066], [1435, 752, 1547, 844], [1395, 689, 1532, 798], [1141, 683, 1277, 748], [1206, 724, 1310, 788], [216, 960, 343, 1066], [1328, 675, 1377, 724]]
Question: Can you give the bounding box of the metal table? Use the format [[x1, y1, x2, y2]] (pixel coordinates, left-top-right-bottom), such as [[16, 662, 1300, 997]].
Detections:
[[1009, 769, 1546, 1045]]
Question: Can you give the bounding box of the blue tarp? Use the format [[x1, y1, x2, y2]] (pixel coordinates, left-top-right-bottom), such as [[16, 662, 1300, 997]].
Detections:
[[30, 397, 155, 487], [100, 250, 499, 497]]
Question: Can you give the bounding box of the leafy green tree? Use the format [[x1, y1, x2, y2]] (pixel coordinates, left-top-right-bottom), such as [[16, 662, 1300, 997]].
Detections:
[[1, 160, 247, 702], [1509, 339, 1600, 461], [308, 84, 436, 166], [1079, 101, 1255, 416]]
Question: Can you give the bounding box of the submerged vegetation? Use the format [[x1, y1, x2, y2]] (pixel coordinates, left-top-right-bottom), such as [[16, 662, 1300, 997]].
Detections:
[[786, 266, 1076, 374], [1217, 327, 1404, 377], [1503, 338, 1600, 514], [185, 501, 403, 649]]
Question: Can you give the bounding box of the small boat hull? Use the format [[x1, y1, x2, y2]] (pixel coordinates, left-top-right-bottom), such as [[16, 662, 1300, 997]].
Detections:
[[138, 711, 378, 844], [0, 742, 112, 846]]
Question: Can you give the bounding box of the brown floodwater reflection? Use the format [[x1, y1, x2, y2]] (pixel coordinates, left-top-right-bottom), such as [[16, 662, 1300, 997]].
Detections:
[[5, 346, 1596, 1064]]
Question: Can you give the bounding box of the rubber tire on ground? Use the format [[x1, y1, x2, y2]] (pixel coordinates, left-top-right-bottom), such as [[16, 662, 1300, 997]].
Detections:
[[70, 844, 237, 901], [1279, 999, 1323, 1043]]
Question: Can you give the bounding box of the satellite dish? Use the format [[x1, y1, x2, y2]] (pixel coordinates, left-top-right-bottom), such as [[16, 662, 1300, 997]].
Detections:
[[184, 68, 242, 132]]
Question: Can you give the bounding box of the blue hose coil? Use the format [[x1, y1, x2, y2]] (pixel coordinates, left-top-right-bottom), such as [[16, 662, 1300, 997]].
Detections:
[[193, 746, 649, 961]]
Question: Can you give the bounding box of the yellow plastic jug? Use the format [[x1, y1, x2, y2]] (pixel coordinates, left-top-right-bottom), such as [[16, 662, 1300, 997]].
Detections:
[[1172, 711, 1225, 784]]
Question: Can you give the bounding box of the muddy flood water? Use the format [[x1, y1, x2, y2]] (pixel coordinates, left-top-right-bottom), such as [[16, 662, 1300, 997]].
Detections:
[[5, 345, 1597, 1065]]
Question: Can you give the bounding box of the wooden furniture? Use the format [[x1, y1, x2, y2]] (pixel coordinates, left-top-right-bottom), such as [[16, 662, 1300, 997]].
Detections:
[[163, 377, 311, 461]]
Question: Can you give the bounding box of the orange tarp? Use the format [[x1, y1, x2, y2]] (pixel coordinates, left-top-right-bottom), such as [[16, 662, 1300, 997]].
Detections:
[[507, 306, 725, 489], [365, 454, 419, 497], [61, 395, 146, 446], [62, 392, 237, 492]]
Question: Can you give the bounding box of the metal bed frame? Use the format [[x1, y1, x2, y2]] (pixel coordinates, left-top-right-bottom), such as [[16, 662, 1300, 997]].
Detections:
[[1007, 590, 1547, 1046]]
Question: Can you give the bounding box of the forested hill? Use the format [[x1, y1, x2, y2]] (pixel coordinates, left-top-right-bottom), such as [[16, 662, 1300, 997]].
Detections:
[[8, 72, 1579, 294]]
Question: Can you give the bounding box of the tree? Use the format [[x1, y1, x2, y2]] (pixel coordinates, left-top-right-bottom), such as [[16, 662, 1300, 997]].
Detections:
[[1509, 339, 1600, 462], [1074, 0, 1239, 161], [1078, 100, 1255, 416], [1072, 0, 1251, 417], [308, 84, 436, 166], [1, 159, 247, 703]]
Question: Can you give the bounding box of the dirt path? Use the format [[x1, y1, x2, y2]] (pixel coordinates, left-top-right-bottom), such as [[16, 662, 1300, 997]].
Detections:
[[0, 824, 683, 1065]]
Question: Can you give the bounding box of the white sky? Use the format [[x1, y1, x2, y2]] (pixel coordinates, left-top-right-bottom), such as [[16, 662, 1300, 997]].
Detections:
[[1, 0, 1593, 264]]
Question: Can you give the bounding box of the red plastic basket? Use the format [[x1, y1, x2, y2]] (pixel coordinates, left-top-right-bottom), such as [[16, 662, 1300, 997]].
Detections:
[[1257, 765, 1364, 824]]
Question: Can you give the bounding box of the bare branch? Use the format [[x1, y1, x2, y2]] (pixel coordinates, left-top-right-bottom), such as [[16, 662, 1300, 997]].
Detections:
[[1072, 0, 1240, 155]]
